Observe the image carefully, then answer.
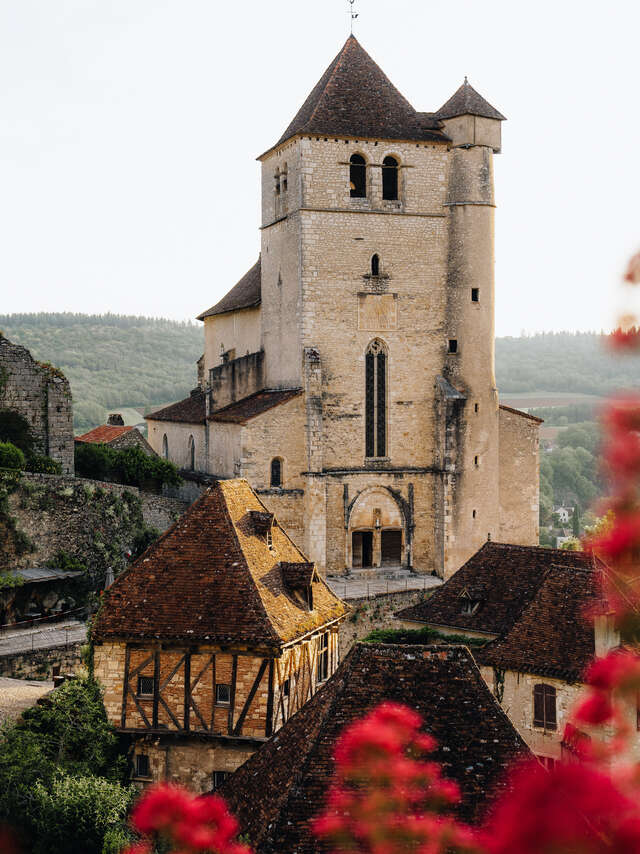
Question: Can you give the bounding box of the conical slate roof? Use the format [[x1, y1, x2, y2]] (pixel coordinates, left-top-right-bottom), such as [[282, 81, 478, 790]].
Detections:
[[267, 36, 449, 154], [220, 644, 529, 851], [435, 78, 506, 121]]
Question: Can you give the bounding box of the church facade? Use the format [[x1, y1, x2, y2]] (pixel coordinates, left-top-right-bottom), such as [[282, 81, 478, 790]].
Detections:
[[147, 36, 540, 579]]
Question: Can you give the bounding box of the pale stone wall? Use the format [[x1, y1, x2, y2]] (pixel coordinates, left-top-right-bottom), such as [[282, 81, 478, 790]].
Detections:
[[203, 307, 261, 377], [147, 419, 207, 473], [208, 421, 242, 478], [498, 408, 540, 545], [132, 739, 256, 793], [479, 665, 581, 761], [94, 641, 126, 726], [0, 335, 74, 474], [241, 395, 306, 491]]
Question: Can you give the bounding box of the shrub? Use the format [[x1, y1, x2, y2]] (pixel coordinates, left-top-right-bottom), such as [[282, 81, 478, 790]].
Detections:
[[0, 442, 25, 470], [26, 454, 62, 474], [0, 409, 33, 455], [75, 442, 182, 491]]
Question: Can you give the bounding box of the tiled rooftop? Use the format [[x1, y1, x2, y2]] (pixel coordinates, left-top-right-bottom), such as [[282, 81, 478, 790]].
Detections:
[[74, 425, 133, 444], [220, 643, 529, 851], [92, 479, 347, 648], [146, 389, 207, 424], [209, 388, 303, 424]]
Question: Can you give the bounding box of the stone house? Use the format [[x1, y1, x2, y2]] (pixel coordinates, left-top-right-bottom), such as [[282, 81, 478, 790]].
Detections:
[[91, 478, 348, 791], [75, 414, 157, 457], [396, 542, 615, 764], [146, 36, 540, 580], [220, 643, 529, 852], [0, 334, 74, 474]]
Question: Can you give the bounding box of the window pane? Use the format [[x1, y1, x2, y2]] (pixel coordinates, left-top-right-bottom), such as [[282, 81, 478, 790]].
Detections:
[[376, 351, 386, 456], [365, 351, 375, 456], [136, 754, 150, 777], [350, 155, 366, 198], [216, 683, 231, 704], [382, 157, 398, 200], [137, 675, 154, 697]]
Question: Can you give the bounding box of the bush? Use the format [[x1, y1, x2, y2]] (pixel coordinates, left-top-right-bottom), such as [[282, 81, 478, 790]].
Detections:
[[75, 442, 182, 491], [0, 441, 25, 470], [28, 774, 135, 854], [26, 454, 62, 474], [0, 409, 33, 455]]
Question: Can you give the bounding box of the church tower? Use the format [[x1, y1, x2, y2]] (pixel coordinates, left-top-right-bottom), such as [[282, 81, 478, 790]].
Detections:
[[147, 37, 540, 578]]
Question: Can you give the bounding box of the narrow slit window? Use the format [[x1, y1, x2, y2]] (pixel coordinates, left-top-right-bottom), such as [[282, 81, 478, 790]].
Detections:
[[474, 455, 479, 466], [283, 677, 290, 698], [270, 457, 282, 488], [317, 632, 329, 683], [471, 288, 479, 302], [350, 154, 367, 198], [382, 156, 399, 200], [371, 254, 380, 276], [475, 403, 479, 413], [188, 435, 195, 471], [282, 163, 288, 192], [274, 169, 280, 195], [162, 434, 168, 460], [448, 339, 458, 354], [365, 339, 387, 457]]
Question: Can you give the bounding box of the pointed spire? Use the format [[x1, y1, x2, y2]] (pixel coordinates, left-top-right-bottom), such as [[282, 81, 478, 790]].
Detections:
[[435, 78, 506, 122], [263, 36, 448, 156]]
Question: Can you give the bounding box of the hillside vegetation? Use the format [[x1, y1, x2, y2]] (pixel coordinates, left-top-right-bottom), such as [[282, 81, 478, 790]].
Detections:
[[0, 313, 202, 431]]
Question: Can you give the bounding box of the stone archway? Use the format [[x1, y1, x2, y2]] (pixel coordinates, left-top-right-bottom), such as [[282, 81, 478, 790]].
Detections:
[[347, 487, 405, 570]]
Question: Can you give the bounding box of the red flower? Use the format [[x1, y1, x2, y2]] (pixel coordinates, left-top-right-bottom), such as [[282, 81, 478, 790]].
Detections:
[[585, 650, 640, 692], [574, 691, 615, 726], [587, 513, 640, 560], [481, 759, 640, 854]]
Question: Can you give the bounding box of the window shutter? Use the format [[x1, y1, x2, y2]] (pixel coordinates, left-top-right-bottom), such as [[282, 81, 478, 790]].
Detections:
[[533, 684, 544, 727], [545, 686, 557, 729]]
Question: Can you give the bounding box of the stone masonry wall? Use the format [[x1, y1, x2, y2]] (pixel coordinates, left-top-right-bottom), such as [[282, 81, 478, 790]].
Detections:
[[338, 588, 428, 657], [498, 407, 540, 545], [0, 335, 74, 474], [0, 642, 83, 679]]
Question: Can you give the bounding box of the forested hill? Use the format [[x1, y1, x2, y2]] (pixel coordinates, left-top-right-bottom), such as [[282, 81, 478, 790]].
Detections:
[[496, 332, 640, 395], [1, 316, 639, 433], [0, 313, 202, 431]]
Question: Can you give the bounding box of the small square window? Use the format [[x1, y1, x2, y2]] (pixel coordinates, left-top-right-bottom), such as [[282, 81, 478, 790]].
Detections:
[[135, 754, 150, 778], [448, 339, 458, 354], [471, 288, 479, 302], [213, 771, 229, 789], [216, 684, 231, 705], [137, 675, 154, 698]]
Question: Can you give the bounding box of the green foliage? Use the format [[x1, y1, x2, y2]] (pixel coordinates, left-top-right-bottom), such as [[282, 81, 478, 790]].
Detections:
[[28, 774, 136, 854], [572, 505, 581, 537], [130, 524, 161, 560], [0, 313, 202, 431], [0, 571, 24, 591], [529, 403, 597, 425], [0, 676, 131, 854], [496, 331, 640, 395], [0, 441, 25, 470], [47, 550, 87, 574], [0, 409, 33, 455], [75, 443, 181, 490], [362, 625, 487, 647], [26, 453, 63, 474]]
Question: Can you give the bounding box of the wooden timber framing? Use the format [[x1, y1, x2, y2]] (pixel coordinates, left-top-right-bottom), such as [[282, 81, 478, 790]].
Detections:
[[118, 629, 341, 740]]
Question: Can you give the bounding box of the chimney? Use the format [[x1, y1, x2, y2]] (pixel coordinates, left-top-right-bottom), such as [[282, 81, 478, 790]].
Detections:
[[107, 413, 124, 426]]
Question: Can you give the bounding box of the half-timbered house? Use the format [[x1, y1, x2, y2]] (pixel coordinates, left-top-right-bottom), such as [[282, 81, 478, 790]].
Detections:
[[91, 478, 348, 790]]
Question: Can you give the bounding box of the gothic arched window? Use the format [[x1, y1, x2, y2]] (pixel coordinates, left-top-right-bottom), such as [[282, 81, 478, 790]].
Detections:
[[270, 457, 282, 487], [365, 339, 387, 458], [188, 435, 195, 471], [162, 434, 168, 460], [371, 254, 380, 276], [382, 156, 399, 200], [349, 154, 366, 198]]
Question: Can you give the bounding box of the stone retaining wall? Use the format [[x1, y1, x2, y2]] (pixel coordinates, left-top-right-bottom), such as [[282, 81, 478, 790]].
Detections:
[[0, 642, 83, 680]]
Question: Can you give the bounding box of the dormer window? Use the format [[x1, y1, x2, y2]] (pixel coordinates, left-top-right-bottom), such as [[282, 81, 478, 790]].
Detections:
[[459, 589, 482, 615], [281, 561, 316, 610], [249, 510, 276, 551], [382, 156, 399, 200], [350, 154, 367, 198]]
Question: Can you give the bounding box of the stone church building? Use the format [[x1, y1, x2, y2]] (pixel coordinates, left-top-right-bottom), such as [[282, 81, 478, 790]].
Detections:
[[147, 36, 540, 578]]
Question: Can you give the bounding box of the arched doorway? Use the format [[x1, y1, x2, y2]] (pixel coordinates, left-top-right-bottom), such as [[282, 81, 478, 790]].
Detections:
[[347, 487, 405, 569]]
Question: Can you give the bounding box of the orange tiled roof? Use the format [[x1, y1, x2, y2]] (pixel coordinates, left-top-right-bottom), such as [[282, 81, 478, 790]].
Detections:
[[74, 425, 133, 444]]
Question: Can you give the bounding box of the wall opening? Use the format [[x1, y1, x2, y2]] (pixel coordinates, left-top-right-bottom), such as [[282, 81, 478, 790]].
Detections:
[[371, 253, 380, 276], [382, 156, 399, 200], [365, 339, 387, 458], [381, 529, 402, 565], [162, 434, 168, 460], [270, 457, 282, 487], [349, 154, 367, 198], [188, 435, 195, 471], [471, 287, 479, 302], [448, 339, 458, 354], [352, 531, 373, 568]]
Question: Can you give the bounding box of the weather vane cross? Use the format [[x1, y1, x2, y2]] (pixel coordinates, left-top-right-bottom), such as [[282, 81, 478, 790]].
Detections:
[[348, 0, 359, 34]]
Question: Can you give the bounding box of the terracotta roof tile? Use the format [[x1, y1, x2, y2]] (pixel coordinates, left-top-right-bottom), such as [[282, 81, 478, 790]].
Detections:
[[146, 389, 206, 424], [210, 388, 303, 424], [220, 643, 529, 849], [265, 36, 449, 156], [476, 564, 601, 681], [74, 425, 133, 444], [197, 259, 261, 320], [91, 479, 347, 647], [396, 542, 596, 636], [435, 79, 506, 121]]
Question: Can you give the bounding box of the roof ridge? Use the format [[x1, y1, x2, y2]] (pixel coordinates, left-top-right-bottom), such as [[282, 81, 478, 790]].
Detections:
[[217, 482, 285, 647]]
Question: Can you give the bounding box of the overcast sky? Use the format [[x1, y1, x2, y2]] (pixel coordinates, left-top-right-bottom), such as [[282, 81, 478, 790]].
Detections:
[[1, 0, 638, 336]]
